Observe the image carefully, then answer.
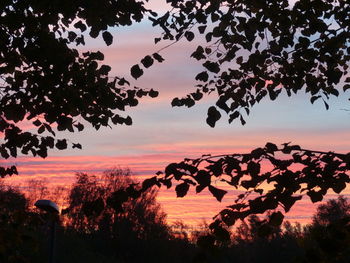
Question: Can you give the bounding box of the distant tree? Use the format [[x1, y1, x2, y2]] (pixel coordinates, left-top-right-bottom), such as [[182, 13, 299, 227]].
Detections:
[[312, 195, 350, 226], [282, 221, 304, 240], [0, 0, 159, 177], [64, 173, 104, 232], [0, 183, 28, 224], [65, 168, 170, 240], [47, 185, 69, 210], [25, 178, 50, 207], [302, 197, 350, 263], [189, 220, 210, 243], [234, 214, 283, 243], [0, 183, 42, 262], [234, 215, 264, 243]]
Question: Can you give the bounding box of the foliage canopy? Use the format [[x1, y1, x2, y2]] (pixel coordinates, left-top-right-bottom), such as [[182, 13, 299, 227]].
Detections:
[[140, 0, 350, 126], [0, 0, 159, 176]]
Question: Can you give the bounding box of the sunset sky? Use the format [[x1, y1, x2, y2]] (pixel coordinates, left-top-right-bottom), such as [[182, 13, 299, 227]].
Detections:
[[2, 1, 350, 227]]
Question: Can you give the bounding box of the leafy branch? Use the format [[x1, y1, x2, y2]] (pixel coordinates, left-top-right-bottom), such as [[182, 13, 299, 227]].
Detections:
[[124, 142, 350, 241]]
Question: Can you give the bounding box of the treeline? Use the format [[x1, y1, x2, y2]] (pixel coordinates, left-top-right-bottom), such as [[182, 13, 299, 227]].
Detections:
[[1, 168, 350, 263], [0, 168, 195, 263]]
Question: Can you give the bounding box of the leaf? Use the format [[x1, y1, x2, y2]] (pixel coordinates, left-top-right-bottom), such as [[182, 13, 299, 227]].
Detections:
[[163, 179, 172, 189], [124, 116, 132, 126], [33, 119, 41, 127], [205, 32, 212, 42], [265, 142, 278, 153], [198, 25, 207, 34], [100, 65, 111, 75], [175, 182, 190, 197], [195, 170, 211, 186], [280, 195, 302, 212], [102, 31, 113, 46], [206, 106, 221, 127], [307, 190, 323, 203], [240, 116, 246, 125], [332, 181, 346, 194], [141, 55, 154, 68], [0, 148, 9, 159], [196, 184, 207, 193], [165, 163, 179, 178], [38, 125, 45, 134], [211, 13, 220, 22], [310, 95, 321, 104], [148, 89, 159, 98], [89, 28, 99, 38], [247, 161, 260, 176], [152, 53, 165, 62], [171, 98, 181, 107], [142, 176, 159, 191], [55, 139, 67, 150], [343, 84, 350, 91], [74, 21, 87, 32], [75, 123, 84, 131], [130, 64, 143, 79], [195, 71, 209, 82], [323, 99, 329, 110], [208, 185, 227, 202], [185, 31, 195, 41], [36, 148, 47, 158], [203, 61, 220, 73], [68, 31, 77, 42], [191, 46, 206, 60], [72, 143, 82, 149], [228, 111, 240, 123], [192, 90, 203, 101]]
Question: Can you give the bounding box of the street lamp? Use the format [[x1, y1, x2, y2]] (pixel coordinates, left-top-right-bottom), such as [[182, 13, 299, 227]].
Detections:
[[35, 199, 60, 263], [35, 199, 59, 214]]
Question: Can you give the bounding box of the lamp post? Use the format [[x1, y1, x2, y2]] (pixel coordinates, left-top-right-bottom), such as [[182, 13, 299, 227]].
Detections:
[[35, 200, 59, 263]]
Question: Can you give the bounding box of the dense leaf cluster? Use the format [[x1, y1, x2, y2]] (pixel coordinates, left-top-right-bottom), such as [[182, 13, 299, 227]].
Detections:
[[0, 0, 157, 176], [147, 0, 350, 127]]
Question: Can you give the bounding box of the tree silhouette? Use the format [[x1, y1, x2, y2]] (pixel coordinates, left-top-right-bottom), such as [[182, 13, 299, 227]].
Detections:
[[0, 0, 159, 177], [64, 168, 170, 240], [302, 197, 350, 263], [312, 195, 350, 226], [0, 183, 42, 262]]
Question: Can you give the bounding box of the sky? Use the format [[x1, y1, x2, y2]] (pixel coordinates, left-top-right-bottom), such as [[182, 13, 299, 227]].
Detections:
[[2, 1, 350, 227]]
